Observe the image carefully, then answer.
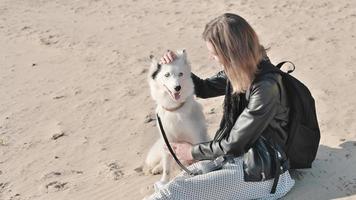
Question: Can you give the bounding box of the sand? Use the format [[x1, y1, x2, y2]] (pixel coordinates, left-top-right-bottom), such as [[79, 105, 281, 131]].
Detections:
[[0, 0, 356, 199]]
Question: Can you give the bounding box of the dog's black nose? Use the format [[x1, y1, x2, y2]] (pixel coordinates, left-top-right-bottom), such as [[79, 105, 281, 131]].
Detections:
[[174, 86, 181, 92]]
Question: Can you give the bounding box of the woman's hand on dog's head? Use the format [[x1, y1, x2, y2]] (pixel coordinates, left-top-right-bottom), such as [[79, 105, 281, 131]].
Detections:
[[160, 49, 177, 64]]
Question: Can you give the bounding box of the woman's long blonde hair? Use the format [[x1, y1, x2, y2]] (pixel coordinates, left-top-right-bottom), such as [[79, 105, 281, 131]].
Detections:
[[202, 13, 264, 94]]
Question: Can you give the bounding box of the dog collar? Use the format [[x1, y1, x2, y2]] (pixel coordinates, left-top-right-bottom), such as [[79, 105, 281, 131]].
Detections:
[[162, 102, 185, 112]]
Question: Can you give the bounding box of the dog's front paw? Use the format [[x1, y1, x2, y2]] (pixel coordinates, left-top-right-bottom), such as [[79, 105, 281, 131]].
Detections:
[[151, 164, 163, 175]]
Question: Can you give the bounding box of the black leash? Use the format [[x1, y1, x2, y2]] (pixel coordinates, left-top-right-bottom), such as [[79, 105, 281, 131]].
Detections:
[[156, 114, 198, 176]]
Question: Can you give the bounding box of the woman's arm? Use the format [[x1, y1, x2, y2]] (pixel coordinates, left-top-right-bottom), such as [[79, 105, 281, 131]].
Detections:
[[191, 78, 280, 160], [191, 71, 227, 99]]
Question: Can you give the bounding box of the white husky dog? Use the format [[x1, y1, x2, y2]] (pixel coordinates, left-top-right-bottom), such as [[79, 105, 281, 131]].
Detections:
[[144, 49, 209, 188]]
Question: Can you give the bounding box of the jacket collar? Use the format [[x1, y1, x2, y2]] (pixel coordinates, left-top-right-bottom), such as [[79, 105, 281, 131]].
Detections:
[[256, 59, 274, 76], [246, 59, 276, 99]]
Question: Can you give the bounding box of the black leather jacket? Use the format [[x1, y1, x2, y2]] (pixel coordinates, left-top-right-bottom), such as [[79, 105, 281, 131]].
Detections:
[[190, 60, 290, 161]]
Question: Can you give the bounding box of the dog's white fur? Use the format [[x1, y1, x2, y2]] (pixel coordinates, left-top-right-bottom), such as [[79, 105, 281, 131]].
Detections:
[[144, 49, 209, 186]]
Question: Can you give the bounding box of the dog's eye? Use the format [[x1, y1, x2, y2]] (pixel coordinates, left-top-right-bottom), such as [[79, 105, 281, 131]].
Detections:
[[164, 73, 170, 77], [178, 72, 183, 77]]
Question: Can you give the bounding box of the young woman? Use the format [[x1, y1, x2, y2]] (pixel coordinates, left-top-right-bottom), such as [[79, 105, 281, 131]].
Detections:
[[145, 13, 295, 200]]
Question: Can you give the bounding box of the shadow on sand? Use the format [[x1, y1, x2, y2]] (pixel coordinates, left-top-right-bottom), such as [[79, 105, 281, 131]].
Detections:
[[284, 141, 356, 200]]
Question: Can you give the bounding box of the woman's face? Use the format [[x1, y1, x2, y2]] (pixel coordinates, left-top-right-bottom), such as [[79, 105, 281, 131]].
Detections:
[[206, 41, 221, 64]]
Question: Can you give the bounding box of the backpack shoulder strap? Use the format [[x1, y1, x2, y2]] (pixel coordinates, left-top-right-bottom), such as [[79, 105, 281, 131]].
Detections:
[[276, 61, 295, 74]]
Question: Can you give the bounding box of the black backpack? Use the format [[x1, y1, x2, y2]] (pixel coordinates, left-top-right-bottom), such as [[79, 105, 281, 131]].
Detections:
[[260, 61, 321, 169]]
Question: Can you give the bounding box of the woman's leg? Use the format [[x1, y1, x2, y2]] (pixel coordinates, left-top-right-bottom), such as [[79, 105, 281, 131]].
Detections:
[[145, 157, 295, 200]]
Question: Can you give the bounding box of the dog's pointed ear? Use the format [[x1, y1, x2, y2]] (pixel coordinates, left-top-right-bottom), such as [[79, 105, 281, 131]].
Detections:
[[177, 48, 186, 55], [177, 48, 187, 60], [149, 55, 161, 80]]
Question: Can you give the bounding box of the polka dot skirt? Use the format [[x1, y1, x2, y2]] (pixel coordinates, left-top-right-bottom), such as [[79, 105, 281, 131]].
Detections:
[[146, 156, 295, 200]]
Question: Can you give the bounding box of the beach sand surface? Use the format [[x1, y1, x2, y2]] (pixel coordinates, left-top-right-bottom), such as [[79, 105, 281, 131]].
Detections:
[[1, 0, 356, 199]]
